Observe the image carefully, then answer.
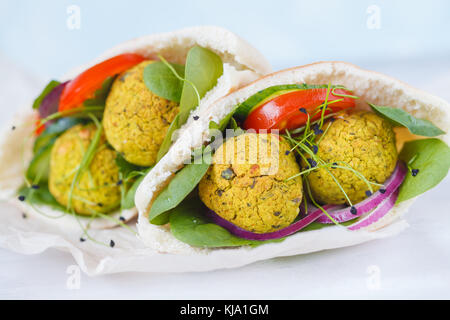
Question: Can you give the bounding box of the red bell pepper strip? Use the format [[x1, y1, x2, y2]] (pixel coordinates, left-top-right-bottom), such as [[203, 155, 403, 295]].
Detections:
[[59, 53, 146, 111], [243, 88, 356, 131]]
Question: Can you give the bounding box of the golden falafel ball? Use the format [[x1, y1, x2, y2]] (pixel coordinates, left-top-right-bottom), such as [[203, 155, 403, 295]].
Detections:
[[49, 123, 121, 215], [199, 133, 303, 233], [307, 111, 397, 205], [103, 61, 179, 166]]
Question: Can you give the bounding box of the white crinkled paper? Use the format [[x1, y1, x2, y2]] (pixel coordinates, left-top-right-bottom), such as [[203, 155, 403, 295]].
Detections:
[[0, 199, 411, 276]]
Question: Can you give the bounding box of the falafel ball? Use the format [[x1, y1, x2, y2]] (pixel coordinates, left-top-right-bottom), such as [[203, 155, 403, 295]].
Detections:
[[199, 133, 303, 233], [307, 111, 397, 205], [49, 123, 121, 215], [103, 60, 179, 166]]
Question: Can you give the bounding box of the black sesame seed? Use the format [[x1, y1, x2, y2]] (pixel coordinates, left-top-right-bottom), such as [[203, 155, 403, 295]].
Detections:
[[119, 216, 126, 222], [350, 206, 358, 215], [11, 126, 16, 130], [331, 162, 338, 169], [22, 213, 27, 219], [379, 188, 386, 194], [80, 237, 86, 242], [18, 195, 26, 201], [299, 108, 307, 114], [31, 184, 40, 190], [97, 202, 103, 207], [312, 124, 323, 135], [307, 158, 317, 168], [193, 115, 200, 121], [411, 169, 419, 177], [110, 240, 115, 248], [365, 190, 372, 197], [274, 211, 281, 216]]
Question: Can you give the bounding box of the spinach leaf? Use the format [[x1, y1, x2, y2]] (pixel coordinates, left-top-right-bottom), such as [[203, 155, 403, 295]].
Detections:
[[156, 114, 180, 161], [369, 103, 445, 137], [148, 162, 210, 224], [32, 80, 61, 110], [33, 117, 86, 153], [83, 76, 115, 108], [169, 197, 264, 247], [397, 138, 450, 202], [115, 153, 150, 210], [122, 173, 146, 210], [156, 46, 223, 161], [28, 118, 87, 183], [234, 84, 332, 120], [143, 62, 185, 102], [178, 46, 223, 123], [115, 153, 145, 177], [26, 142, 54, 183]]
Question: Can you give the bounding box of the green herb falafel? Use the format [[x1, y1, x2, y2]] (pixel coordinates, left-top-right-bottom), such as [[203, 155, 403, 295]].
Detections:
[[199, 133, 303, 233], [307, 111, 398, 205], [103, 61, 179, 166], [48, 123, 121, 215]]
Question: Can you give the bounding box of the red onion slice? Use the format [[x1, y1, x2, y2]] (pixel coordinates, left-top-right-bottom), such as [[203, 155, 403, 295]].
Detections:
[[316, 161, 407, 224], [39, 81, 69, 120], [347, 188, 399, 231], [206, 205, 334, 241]]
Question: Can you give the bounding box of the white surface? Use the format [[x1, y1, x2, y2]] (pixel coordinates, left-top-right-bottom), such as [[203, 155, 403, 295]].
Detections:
[[0, 55, 449, 299]]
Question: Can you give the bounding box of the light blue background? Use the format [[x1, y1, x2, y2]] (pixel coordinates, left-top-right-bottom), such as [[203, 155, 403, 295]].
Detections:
[[1, 0, 450, 79]]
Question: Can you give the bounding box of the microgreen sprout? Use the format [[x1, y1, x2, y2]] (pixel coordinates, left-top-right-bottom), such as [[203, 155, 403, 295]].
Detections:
[[281, 84, 379, 223]]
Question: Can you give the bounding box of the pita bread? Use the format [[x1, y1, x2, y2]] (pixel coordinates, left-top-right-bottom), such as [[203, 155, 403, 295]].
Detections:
[[135, 61, 450, 254], [0, 26, 272, 230]]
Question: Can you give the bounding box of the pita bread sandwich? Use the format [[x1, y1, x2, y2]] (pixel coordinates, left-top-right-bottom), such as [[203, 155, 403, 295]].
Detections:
[[135, 61, 450, 256], [0, 26, 271, 238]]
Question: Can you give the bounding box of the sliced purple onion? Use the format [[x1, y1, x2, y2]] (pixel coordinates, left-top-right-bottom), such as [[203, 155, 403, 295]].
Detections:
[[347, 188, 399, 231], [206, 205, 334, 241], [38, 81, 69, 121], [316, 161, 407, 224]]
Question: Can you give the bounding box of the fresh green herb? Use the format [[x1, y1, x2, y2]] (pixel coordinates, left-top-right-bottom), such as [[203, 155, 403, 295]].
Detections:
[[369, 103, 445, 137], [18, 183, 65, 211], [156, 46, 223, 161], [26, 142, 53, 184], [32, 80, 61, 110], [143, 62, 185, 102], [156, 114, 180, 162], [37, 106, 104, 128], [114, 153, 150, 210], [115, 153, 145, 177], [122, 173, 146, 210], [178, 46, 223, 123], [169, 197, 272, 248], [148, 162, 210, 224], [33, 117, 86, 153], [66, 114, 103, 212], [397, 138, 450, 202]]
